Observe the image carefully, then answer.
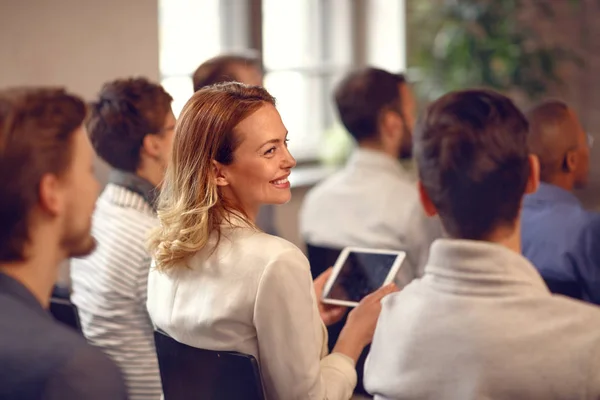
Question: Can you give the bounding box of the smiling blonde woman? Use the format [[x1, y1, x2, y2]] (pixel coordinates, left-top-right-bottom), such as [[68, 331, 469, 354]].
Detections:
[[147, 82, 395, 400]]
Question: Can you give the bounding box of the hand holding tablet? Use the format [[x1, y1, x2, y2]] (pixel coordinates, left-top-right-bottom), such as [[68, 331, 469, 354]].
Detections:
[[332, 282, 399, 362], [322, 247, 407, 307], [313, 247, 404, 363]]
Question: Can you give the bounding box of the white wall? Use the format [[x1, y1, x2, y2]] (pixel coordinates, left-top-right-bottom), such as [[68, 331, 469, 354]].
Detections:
[[0, 0, 159, 99], [0, 0, 159, 186]]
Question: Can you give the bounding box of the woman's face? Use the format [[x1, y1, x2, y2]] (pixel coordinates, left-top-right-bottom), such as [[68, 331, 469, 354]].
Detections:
[[216, 104, 296, 220]]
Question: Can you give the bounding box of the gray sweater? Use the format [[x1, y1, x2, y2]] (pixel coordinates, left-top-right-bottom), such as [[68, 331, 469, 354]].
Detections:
[[365, 239, 600, 400]]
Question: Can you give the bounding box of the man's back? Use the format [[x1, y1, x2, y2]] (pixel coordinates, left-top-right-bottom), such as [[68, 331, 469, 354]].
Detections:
[[366, 239, 600, 400], [522, 182, 596, 299], [71, 183, 161, 399], [301, 149, 438, 276], [0, 273, 127, 400]]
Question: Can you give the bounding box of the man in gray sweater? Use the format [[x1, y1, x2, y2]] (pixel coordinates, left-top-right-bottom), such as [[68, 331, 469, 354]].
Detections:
[[365, 89, 600, 400]]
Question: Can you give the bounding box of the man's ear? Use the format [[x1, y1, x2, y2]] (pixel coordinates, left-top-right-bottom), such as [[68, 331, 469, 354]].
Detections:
[[380, 109, 401, 140], [525, 154, 540, 195], [564, 150, 577, 173], [38, 174, 63, 216], [418, 181, 438, 217], [142, 134, 161, 159], [212, 160, 229, 187]]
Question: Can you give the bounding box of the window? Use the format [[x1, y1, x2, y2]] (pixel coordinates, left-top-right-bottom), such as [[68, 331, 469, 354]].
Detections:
[[262, 0, 354, 160], [159, 0, 406, 162], [159, 0, 221, 116], [366, 0, 406, 72]]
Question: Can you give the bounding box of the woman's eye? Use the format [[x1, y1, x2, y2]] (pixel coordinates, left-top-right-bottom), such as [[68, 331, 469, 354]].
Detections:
[[264, 147, 276, 155]]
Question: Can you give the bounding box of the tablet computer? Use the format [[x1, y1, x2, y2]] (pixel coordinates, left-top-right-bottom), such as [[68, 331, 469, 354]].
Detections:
[[322, 247, 406, 307]]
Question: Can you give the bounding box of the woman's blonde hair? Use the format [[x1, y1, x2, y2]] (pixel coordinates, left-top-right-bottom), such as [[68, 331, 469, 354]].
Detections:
[[148, 82, 276, 271]]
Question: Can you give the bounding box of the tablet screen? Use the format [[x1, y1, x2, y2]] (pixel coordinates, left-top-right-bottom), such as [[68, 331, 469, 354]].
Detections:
[[324, 250, 402, 304]]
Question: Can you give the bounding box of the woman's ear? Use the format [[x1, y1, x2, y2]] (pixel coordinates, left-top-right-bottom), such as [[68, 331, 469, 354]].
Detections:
[[212, 160, 229, 187], [418, 181, 438, 217], [525, 154, 540, 195]]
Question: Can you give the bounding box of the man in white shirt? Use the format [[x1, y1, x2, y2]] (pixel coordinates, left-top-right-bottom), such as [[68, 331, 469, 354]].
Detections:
[[300, 68, 440, 279], [365, 89, 600, 399]]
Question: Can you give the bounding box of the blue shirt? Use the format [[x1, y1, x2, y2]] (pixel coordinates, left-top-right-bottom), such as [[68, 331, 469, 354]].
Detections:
[[521, 182, 600, 303]]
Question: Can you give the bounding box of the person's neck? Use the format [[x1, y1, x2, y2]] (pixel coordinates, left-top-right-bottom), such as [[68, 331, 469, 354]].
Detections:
[[545, 175, 574, 192], [0, 234, 64, 309], [220, 188, 259, 224], [484, 221, 522, 254], [358, 141, 397, 159], [237, 206, 258, 224], [136, 162, 164, 188]]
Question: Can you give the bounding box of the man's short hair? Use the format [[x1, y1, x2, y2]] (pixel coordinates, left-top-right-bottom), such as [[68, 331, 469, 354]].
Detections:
[[87, 77, 173, 172], [526, 100, 573, 182], [0, 88, 86, 261], [334, 68, 406, 143], [192, 54, 262, 92], [415, 89, 530, 240]]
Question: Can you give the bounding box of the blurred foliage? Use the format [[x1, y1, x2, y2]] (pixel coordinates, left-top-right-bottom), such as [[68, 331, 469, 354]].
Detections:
[[408, 0, 583, 102], [319, 122, 354, 166]]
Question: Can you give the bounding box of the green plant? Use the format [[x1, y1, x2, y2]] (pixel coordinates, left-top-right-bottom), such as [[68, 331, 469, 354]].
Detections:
[[409, 0, 583, 102]]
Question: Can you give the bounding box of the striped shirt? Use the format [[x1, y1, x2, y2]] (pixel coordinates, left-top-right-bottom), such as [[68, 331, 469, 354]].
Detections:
[[71, 183, 162, 400]]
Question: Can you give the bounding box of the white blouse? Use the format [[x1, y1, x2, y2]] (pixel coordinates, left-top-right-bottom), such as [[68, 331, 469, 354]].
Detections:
[[147, 222, 357, 400]]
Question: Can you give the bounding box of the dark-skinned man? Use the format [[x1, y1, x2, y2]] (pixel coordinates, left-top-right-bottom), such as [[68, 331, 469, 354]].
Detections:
[[521, 100, 598, 303]]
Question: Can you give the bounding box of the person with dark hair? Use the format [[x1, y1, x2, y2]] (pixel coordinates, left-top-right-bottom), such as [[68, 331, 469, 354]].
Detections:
[[0, 87, 127, 399], [520, 100, 599, 302], [301, 67, 440, 278], [364, 89, 600, 400], [300, 68, 440, 395], [70, 77, 174, 400], [192, 53, 263, 92]]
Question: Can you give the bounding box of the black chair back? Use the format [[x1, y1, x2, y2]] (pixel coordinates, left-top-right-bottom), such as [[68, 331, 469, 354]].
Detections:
[[544, 278, 583, 299], [49, 297, 82, 333], [154, 330, 265, 400], [306, 243, 343, 280]]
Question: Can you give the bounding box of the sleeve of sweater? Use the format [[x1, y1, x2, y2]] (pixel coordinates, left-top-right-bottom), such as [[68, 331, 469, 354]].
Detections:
[[585, 336, 600, 399], [253, 247, 357, 400]]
